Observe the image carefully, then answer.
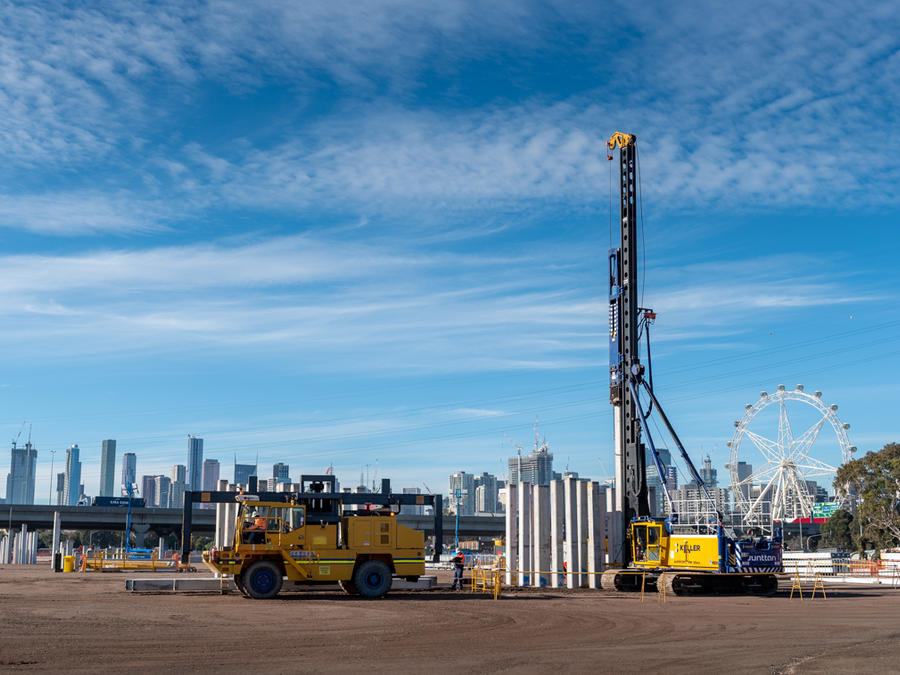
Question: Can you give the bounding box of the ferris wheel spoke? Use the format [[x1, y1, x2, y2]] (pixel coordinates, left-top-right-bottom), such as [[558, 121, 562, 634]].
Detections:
[[787, 413, 828, 462], [741, 430, 782, 463], [778, 397, 794, 450], [745, 469, 781, 520], [743, 463, 779, 485]]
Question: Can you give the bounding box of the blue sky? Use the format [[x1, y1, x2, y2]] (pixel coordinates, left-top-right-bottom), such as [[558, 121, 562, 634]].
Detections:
[[1, 1, 899, 502]]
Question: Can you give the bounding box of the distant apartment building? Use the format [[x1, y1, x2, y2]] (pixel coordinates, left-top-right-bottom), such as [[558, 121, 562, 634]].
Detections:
[[646, 447, 672, 515], [273, 462, 290, 483], [473, 472, 501, 514], [671, 485, 730, 522], [448, 472, 476, 516], [63, 444, 82, 506], [121, 452, 137, 492], [99, 439, 117, 497], [508, 443, 553, 486], [5, 440, 37, 505], [187, 436, 203, 491]]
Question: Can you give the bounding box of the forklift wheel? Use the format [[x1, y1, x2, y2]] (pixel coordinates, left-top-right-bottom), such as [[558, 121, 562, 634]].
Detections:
[[339, 580, 359, 595], [242, 560, 284, 599], [353, 560, 392, 599]]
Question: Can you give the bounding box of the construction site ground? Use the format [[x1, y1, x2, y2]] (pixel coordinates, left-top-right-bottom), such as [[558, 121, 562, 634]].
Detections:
[[2, 565, 898, 673]]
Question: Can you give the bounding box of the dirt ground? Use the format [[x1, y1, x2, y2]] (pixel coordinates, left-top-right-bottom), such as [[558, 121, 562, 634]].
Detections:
[[1, 566, 899, 674]]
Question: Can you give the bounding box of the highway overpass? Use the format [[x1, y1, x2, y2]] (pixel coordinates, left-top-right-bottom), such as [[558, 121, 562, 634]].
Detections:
[[1, 504, 504, 544]]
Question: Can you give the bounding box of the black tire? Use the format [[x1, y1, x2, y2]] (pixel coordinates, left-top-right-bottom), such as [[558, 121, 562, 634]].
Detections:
[[353, 560, 392, 599], [234, 574, 250, 598], [242, 560, 283, 599], [339, 580, 359, 595]]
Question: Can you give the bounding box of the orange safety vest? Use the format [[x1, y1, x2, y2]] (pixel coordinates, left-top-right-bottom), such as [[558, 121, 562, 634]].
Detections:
[[252, 517, 267, 530]]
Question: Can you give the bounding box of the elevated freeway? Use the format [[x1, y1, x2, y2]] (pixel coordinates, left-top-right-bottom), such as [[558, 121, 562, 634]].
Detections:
[[1, 504, 504, 542]]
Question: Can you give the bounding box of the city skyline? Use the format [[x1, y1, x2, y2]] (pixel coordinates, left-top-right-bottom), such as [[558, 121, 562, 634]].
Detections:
[[1, 3, 898, 505]]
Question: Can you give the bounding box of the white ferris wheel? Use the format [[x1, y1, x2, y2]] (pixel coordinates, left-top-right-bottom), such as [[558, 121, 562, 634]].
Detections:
[[727, 384, 855, 525]]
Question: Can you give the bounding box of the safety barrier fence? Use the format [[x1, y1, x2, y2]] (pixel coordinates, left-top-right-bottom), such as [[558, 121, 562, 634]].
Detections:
[[782, 557, 900, 585], [81, 550, 177, 572]]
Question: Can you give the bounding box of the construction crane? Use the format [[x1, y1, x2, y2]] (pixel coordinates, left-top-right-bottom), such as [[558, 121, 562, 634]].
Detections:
[[603, 132, 782, 594]]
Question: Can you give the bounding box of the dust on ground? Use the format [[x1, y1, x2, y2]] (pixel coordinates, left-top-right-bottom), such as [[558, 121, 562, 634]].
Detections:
[[1, 566, 898, 673]]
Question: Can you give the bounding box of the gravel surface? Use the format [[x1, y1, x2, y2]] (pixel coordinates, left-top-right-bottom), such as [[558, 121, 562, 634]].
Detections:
[[1, 566, 899, 673]]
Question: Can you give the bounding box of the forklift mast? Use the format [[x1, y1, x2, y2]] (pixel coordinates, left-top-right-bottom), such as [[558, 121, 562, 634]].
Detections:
[[608, 132, 650, 555]]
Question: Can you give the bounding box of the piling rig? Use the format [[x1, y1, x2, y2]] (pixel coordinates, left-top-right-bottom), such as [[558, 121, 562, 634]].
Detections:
[[602, 133, 782, 595]]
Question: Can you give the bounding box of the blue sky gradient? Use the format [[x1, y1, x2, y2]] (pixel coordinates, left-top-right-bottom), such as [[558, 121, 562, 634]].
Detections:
[[1, 0, 898, 500]]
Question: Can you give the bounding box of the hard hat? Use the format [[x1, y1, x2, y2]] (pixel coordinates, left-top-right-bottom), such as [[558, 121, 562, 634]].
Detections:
[[251, 510, 259, 517]]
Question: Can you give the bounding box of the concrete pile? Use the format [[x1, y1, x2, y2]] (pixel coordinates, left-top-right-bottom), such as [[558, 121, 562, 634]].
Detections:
[[505, 477, 621, 588]]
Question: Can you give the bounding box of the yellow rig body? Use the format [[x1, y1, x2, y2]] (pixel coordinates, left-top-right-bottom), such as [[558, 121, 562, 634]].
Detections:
[[203, 500, 425, 599]]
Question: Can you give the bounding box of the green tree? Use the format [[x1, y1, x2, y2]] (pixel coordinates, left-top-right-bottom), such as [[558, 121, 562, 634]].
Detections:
[[820, 509, 854, 550], [834, 442, 900, 550]]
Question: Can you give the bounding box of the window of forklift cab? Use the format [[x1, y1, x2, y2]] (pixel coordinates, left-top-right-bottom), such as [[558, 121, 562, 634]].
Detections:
[[243, 504, 270, 527], [283, 506, 305, 530], [648, 526, 660, 546]]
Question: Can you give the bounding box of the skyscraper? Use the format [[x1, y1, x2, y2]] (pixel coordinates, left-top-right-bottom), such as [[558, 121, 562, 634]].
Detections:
[[154, 475, 171, 508], [700, 455, 718, 487], [121, 452, 137, 492], [170, 464, 187, 508], [55, 473, 65, 506], [202, 459, 220, 491], [448, 471, 476, 515], [234, 463, 256, 485], [646, 447, 672, 515], [99, 439, 116, 497], [273, 462, 290, 483], [141, 475, 156, 506], [473, 472, 500, 513], [63, 444, 82, 506], [187, 436, 203, 491], [5, 440, 37, 505]]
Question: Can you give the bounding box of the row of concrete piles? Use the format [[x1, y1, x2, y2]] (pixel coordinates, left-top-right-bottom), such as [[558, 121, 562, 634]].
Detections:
[[0, 524, 40, 564], [504, 477, 622, 588]]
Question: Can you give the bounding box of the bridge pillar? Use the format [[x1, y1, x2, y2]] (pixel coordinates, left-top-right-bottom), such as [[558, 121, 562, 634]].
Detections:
[[132, 523, 150, 548]]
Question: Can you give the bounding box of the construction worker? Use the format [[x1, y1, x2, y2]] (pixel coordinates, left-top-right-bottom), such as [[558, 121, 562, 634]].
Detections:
[[451, 548, 465, 591], [246, 510, 267, 544]]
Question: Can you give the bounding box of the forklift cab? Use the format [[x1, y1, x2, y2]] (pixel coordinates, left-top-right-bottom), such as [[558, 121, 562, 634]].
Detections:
[[632, 520, 666, 567], [240, 504, 306, 545]]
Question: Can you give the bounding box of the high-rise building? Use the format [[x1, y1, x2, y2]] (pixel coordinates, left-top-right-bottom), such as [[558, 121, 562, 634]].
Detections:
[[646, 447, 672, 515], [273, 462, 290, 483], [99, 439, 116, 497], [55, 473, 65, 506], [234, 463, 256, 485], [699, 455, 718, 487], [141, 475, 156, 507], [202, 459, 220, 491], [508, 442, 553, 486], [154, 475, 171, 508], [121, 452, 137, 493], [735, 461, 753, 503], [63, 444, 82, 506], [169, 464, 187, 508], [5, 440, 37, 505], [473, 472, 500, 514], [665, 466, 678, 491], [187, 436, 204, 491], [448, 471, 476, 516]]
